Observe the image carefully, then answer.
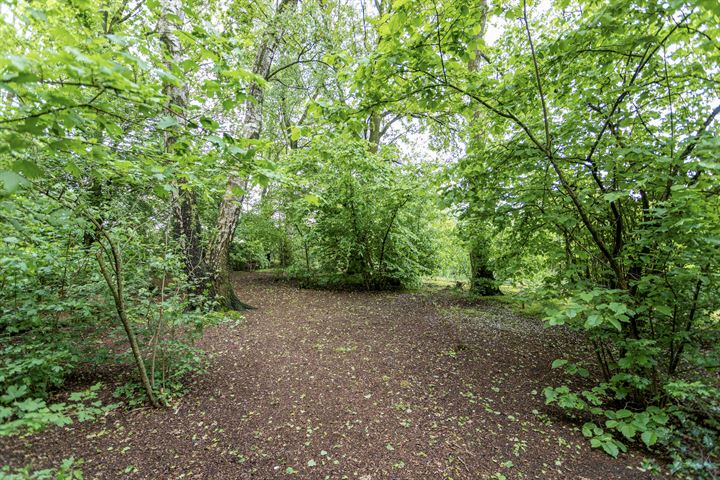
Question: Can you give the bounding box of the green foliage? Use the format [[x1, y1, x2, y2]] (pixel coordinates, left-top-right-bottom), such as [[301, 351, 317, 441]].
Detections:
[[0, 0, 232, 421], [0, 186, 212, 432], [543, 285, 719, 473], [0, 457, 84, 480], [230, 238, 271, 271], [362, 0, 720, 474], [428, 215, 470, 281], [229, 211, 290, 271], [0, 382, 117, 437], [0, 0, 717, 475], [278, 136, 438, 289]]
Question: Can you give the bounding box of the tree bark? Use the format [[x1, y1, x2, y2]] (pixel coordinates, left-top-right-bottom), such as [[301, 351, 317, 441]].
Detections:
[[465, 0, 499, 295], [367, 111, 382, 153], [469, 244, 501, 296], [158, 4, 206, 287], [96, 243, 160, 408], [205, 0, 298, 309]]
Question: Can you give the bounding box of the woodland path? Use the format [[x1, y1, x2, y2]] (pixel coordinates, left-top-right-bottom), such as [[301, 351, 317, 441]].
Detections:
[[2, 273, 661, 479]]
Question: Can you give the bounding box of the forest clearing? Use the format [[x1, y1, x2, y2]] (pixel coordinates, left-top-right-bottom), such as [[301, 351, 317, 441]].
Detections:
[[2, 273, 664, 479], [0, 0, 718, 478]]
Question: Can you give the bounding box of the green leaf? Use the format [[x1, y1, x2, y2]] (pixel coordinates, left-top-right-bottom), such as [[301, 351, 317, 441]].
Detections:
[[15, 398, 45, 412], [157, 116, 179, 129], [641, 430, 657, 447], [0, 406, 13, 421], [207, 135, 224, 147], [607, 303, 627, 315], [601, 440, 619, 458], [303, 194, 320, 206], [64, 161, 82, 178], [199, 116, 219, 131], [618, 423, 636, 439], [578, 291, 595, 302], [12, 160, 43, 179], [607, 316, 622, 331], [584, 314, 602, 329], [603, 191, 625, 202], [2, 384, 28, 402], [0, 171, 28, 193], [551, 359, 567, 369], [581, 422, 597, 437]]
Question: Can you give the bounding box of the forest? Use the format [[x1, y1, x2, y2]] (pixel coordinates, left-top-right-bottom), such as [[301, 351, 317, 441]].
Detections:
[[0, 0, 718, 478]]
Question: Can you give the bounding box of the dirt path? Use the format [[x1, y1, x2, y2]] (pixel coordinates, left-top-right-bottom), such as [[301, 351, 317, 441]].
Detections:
[[2, 273, 660, 479]]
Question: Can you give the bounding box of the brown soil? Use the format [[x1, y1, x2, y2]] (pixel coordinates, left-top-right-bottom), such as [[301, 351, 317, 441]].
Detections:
[[1, 272, 664, 479]]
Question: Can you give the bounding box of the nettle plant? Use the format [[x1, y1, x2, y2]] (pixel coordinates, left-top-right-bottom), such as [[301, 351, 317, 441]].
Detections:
[[0, 382, 117, 437]]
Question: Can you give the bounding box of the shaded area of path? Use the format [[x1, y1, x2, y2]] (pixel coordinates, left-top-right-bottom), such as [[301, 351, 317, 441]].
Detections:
[[1, 273, 660, 479]]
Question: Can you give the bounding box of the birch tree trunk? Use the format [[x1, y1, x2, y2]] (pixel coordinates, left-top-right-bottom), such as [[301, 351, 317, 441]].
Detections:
[[205, 0, 298, 309]]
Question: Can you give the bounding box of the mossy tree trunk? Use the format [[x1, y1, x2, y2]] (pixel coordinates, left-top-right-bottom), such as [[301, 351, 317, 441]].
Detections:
[[469, 245, 501, 296]]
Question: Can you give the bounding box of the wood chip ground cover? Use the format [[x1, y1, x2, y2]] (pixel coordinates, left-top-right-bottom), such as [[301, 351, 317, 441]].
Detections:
[[0, 273, 664, 479]]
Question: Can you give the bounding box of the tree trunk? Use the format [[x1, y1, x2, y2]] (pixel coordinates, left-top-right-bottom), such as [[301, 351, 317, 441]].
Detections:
[[367, 111, 382, 153], [158, 4, 206, 287], [206, 177, 251, 309], [469, 245, 501, 296], [211, 260, 254, 310], [467, 0, 488, 72], [205, 0, 298, 309], [465, 0, 499, 296], [96, 243, 160, 408], [172, 186, 204, 285]]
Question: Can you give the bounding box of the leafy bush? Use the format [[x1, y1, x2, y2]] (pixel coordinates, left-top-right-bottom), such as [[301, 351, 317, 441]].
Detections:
[[0, 382, 117, 437], [543, 288, 719, 477], [0, 457, 83, 480], [395, 0, 720, 473], [278, 136, 437, 289], [0, 190, 215, 432], [229, 239, 271, 271], [229, 209, 292, 271]]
